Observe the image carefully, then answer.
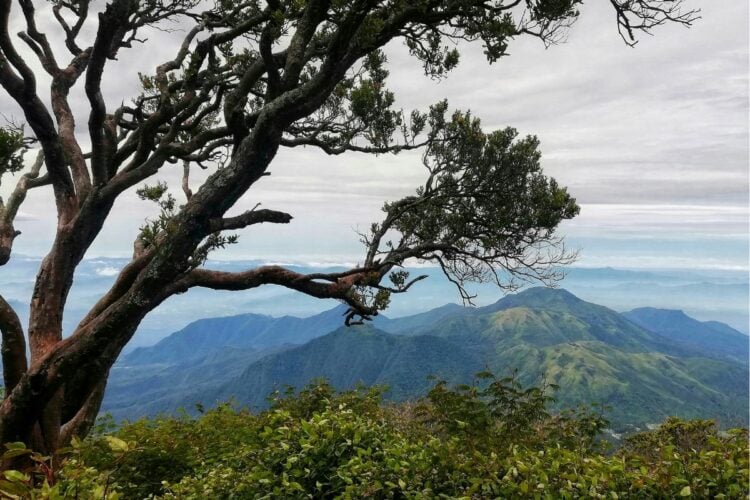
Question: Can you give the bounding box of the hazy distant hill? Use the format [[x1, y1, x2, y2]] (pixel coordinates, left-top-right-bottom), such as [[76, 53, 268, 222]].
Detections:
[[103, 288, 749, 429], [123, 305, 356, 365], [565, 282, 749, 334], [105, 346, 288, 419], [623, 308, 748, 364]]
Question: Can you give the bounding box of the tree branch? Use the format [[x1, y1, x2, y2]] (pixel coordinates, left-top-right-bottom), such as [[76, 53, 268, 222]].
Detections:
[[85, 0, 138, 185], [0, 0, 37, 93], [280, 0, 330, 90], [52, 0, 90, 56], [0, 1, 76, 217], [0, 294, 27, 395], [17, 0, 60, 75], [59, 378, 106, 446], [609, 0, 699, 46], [165, 264, 380, 324], [0, 150, 47, 264], [279, 136, 430, 155], [209, 207, 293, 231]]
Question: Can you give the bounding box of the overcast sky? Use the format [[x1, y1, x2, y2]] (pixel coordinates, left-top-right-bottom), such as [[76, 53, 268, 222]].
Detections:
[[2, 0, 748, 271]]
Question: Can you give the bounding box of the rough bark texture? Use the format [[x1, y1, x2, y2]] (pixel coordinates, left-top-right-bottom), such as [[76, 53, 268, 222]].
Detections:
[[0, 294, 26, 396]]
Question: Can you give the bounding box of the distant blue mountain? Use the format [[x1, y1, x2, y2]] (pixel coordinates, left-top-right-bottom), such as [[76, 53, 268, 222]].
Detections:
[[123, 304, 358, 365], [623, 308, 748, 364]]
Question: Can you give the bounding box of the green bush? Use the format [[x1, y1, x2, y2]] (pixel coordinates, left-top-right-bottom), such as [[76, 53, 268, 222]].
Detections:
[[1, 375, 747, 499]]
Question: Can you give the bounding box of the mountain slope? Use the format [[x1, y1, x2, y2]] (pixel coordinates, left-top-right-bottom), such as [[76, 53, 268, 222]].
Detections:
[[104, 345, 293, 419], [623, 307, 748, 364], [112, 326, 481, 419], [392, 288, 749, 428], [486, 339, 747, 427], [404, 288, 704, 358], [123, 305, 355, 365], [216, 326, 481, 407]]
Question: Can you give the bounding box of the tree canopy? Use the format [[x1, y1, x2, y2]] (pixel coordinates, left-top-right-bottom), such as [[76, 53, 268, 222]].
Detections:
[[0, 0, 697, 453]]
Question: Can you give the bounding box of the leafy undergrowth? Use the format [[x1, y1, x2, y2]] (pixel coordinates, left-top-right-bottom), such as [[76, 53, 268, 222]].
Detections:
[[2, 373, 748, 499]]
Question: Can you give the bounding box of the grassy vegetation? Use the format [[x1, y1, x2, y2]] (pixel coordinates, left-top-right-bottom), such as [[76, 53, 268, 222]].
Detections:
[[1, 374, 747, 499]]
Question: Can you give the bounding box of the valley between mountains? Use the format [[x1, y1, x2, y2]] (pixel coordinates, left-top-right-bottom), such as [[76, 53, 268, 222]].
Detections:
[[106, 287, 749, 431]]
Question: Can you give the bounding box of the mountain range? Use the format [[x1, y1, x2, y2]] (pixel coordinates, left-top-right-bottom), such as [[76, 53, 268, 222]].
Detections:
[[123, 306, 351, 366], [3, 258, 747, 351], [103, 287, 748, 430]]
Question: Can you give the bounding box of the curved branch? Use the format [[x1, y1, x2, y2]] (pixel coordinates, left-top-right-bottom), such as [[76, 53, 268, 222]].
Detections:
[[164, 260, 416, 326], [165, 265, 379, 320], [86, 0, 138, 185], [279, 136, 430, 155], [0, 0, 37, 93], [52, 0, 90, 56], [52, 52, 94, 202], [280, 0, 330, 90], [59, 378, 106, 446], [0, 150, 47, 264], [17, 0, 60, 75], [209, 207, 293, 231], [0, 2, 76, 216]]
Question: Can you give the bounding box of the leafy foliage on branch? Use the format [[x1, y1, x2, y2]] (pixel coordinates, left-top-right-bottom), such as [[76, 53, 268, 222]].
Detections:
[[359, 105, 580, 308], [135, 182, 177, 248], [400, 115, 579, 247], [0, 126, 28, 177]]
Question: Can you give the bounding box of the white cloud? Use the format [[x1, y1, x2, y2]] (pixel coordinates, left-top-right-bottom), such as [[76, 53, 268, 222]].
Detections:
[[95, 266, 121, 277]]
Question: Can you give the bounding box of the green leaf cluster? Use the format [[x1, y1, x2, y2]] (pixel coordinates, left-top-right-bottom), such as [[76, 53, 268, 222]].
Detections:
[[2, 375, 747, 499], [0, 126, 28, 177], [135, 182, 179, 250]]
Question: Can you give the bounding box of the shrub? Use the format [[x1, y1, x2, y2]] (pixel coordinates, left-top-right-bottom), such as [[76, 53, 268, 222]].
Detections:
[[1, 375, 747, 499]]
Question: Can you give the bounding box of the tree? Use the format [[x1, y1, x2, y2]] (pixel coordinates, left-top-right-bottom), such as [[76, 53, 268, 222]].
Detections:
[[0, 0, 696, 455]]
